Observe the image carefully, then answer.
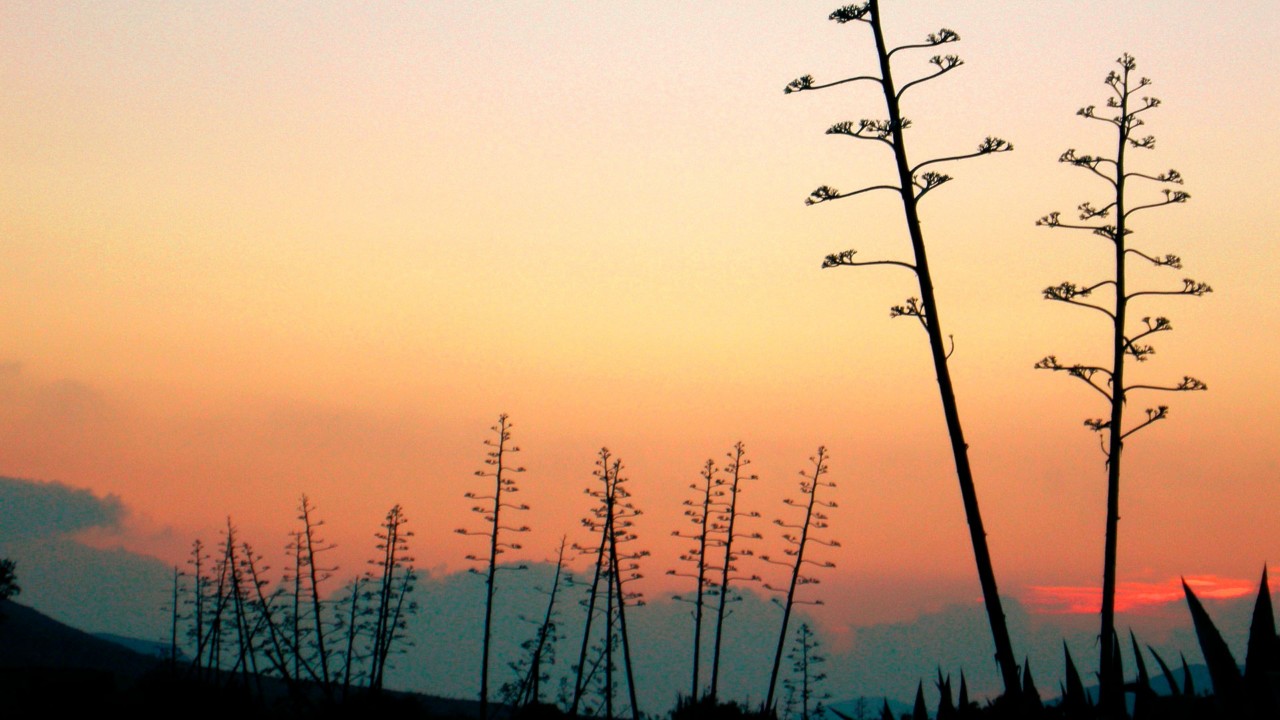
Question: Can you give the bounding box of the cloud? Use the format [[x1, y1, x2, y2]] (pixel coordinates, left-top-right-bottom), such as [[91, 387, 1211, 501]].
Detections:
[[0, 476, 125, 543], [1025, 575, 1256, 614]]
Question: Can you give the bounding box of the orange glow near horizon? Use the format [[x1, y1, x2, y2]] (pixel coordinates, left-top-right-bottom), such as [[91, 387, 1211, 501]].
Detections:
[[1025, 576, 1258, 615], [3, 1, 1279, 630]]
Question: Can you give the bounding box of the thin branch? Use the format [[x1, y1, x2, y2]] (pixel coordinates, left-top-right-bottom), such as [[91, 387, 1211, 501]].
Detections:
[[805, 184, 900, 206], [1125, 168, 1183, 184], [1125, 376, 1207, 394], [784, 74, 882, 94], [1123, 190, 1190, 218], [820, 248, 916, 272], [885, 27, 960, 58], [911, 137, 1013, 174], [1078, 201, 1117, 220], [1058, 149, 1118, 186], [1124, 316, 1173, 345], [1126, 278, 1212, 301], [1034, 356, 1114, 402], [914, 171, 952, 200], [1125, 249, 1182, 268], [889, 297, 928, 331], [1120, 406, 1168, 440], [1035, 212, 1120, 241], [1042, 280, 1118, 319], [826, 118, 906, 145], [896, 55, 962, 99]]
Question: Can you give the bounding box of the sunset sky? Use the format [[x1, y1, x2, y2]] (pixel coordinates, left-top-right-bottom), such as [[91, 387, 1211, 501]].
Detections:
[[2, 0, 1277, 643]]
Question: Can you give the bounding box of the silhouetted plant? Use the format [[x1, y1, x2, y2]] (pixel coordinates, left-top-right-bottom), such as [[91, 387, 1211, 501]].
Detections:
[[761, 447, 838, 713], [366, 503, 417, 692], [0, 557, 20, 625], [569, 448, 646, 720], [456, 413, 531, 718], [1180, 570, 1280, 718], [1059, 643, 1091, 717], [669, 458, 720, 701], [911, 681, 927, 720], [781, 623, 830, 720], [239, 538, 298, 692], [336, 575, 367, 697], [295, 494, 338, 690], [0, 558, 17, 602], [203, 522, 233, 677], [785, 2, 1020, 695], [709, 442, 762, 702], [568, 449, 614, 717], [1036, 53, 1210, 713], [503, 537, 572, 711], [167, 564, 183, 669], [185, 538, 212, 677], [933, 670, 955, 720], [223, 529, 265, 691], [1243, 568, 1279, 716]]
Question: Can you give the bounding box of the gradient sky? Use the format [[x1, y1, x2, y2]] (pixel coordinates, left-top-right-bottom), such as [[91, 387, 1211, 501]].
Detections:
[[2, 0, 1277, 637]]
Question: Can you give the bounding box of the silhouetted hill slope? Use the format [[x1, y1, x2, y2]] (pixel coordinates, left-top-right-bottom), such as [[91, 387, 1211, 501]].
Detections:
[[0, 598, 157, 677]]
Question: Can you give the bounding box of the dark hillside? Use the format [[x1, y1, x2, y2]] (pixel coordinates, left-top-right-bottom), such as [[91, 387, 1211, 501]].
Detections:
[[0, 598, 157, 676]]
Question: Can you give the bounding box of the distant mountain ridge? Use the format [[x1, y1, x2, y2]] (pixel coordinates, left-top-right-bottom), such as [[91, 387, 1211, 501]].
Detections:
[[0, 598, 157, 677]]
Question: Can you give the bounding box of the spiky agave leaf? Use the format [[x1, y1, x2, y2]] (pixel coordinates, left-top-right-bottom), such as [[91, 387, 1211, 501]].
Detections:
[[1183, 578, 1244, 703], [935, 668, 955, 720], [1148, 645, 1183, 696], [1180, 652, 1196, 697], [1131, 630, 1153, 691], [1062, 642, 1090, 713], [1244, 566, 1279, 714], [912, 681, 927, 720], [1021, 658, 1043, 712], [1130, 630, 1155, 720]]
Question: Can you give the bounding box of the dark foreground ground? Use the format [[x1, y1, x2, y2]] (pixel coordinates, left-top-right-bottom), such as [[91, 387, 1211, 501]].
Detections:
[[1, 598, 1274, 720]]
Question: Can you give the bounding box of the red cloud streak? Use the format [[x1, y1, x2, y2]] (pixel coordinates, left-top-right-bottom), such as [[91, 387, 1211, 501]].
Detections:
[[1025, 575, 1255, 614]]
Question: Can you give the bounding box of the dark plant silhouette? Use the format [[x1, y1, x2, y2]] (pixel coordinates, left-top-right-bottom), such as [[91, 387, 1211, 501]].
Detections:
[[336, 574, 367, 696], [709, 442, 762, 702], [1180, 569, 1279, 718], [240, 537, 299, 694], [781, 622, 830, 720], [1, 558, 20, 601], [569, 448, 646, 720], [503, 537, 572, 711], [185, 538, 212, 677], [294, 494, 338, 691], [784, 1, 1020, 695], [456, 413, 530, 718], [668, 458, 719, 701], [366, 503, 417, 692], [761, 446, 838, 712], [0, 557, 19, 624], [1036, 53, 1210, 714], [167, 564, 183, 668]]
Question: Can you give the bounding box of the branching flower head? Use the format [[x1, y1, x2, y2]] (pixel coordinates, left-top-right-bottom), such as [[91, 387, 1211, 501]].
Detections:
[[785, 75, 815, 94], [828, 3, 871, 23], [805, 185, 841, 206], [977, 136, 1013, 154], [926, 28, 959, 45], [821, 249, 858, 268]]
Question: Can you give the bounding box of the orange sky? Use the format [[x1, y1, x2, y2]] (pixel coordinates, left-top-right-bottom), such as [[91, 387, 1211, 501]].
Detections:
[[2, 1, 1278, 630]]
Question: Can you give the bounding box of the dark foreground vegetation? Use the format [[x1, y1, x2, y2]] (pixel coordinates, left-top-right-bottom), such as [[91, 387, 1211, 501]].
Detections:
[[3, 568, 1277, 720]]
